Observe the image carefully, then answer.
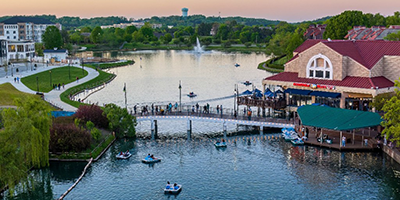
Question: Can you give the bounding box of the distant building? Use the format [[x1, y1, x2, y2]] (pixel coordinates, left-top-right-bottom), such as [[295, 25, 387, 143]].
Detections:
[[303, 24, 326, 39], [7, 40, 35, 61], [345, 25, 400, 40], [182, 8, 189, 17], [100, 22, 162, 29], [0, 16, 61, 43], [43, 48, 68, 63], [210, 24, 219, 36]]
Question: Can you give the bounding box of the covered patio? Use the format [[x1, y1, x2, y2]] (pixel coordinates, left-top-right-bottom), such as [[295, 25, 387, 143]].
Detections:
[[297, 105, 383, 151]]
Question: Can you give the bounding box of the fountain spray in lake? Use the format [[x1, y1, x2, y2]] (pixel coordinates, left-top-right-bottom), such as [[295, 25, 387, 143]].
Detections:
[[194, 37, 204, 53]]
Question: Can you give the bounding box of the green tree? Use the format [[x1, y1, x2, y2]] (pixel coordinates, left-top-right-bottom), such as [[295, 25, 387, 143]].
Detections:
[[163, 33, 173, 44], [216, 24, 229, 40], [0, 97, 52, 190], [382, 79, 400, 145], [90, 26, 103, 44], [125, 26, 138, 35], [103, 104, 136, 138], [324, 10, 366, 39], [385, 31, 400, 41], [69, 32, 83, 44], [42, 26, 63, 49], [286, 33, 304, 58]]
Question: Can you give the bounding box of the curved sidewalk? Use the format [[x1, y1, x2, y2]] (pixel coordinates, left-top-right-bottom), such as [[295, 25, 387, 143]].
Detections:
[[0, 64, 99, 112]]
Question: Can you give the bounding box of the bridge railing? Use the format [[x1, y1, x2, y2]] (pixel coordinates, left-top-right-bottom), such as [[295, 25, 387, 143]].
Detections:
[[131, 104, 294, 124]]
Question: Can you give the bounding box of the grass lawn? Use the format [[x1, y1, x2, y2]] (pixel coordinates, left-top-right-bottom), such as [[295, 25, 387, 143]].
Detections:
[[21, 66, 88, 93], [60, 64, 115, 108], [0, 83, 40, 106]]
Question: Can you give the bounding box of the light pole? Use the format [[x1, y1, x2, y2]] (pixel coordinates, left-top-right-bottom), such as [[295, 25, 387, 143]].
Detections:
[[36, 76, 39, 92], [81, 58, 84, 75], [234, 84, 237, 117], [49, 70, 52, 87], [179, 80, 182, 112], [68, 62, 71, 80]]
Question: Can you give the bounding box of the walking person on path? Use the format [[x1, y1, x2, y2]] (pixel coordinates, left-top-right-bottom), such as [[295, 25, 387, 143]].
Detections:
[[220, 105, 223, 117]]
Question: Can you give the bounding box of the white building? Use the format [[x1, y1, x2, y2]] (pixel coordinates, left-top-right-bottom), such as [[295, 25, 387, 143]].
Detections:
[[7, 40, 35, 61], [0, 16, 62, 43], [43, 48, 68, 63]]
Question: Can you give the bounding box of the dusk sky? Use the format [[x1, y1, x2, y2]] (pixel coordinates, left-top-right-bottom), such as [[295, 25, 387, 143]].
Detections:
[[2, 0, 400, 22]]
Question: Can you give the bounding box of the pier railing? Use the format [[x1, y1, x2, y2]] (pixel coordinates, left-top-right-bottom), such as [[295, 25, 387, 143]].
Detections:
[[131, 104, 293, 125], [237, 96, 286, 109]]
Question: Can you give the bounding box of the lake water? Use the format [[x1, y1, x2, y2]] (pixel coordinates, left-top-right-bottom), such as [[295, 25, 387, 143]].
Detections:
[[3, 136, 400, 199], [2, 50, 400, 199]]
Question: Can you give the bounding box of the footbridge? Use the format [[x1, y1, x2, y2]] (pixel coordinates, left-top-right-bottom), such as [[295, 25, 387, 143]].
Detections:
[[133, 106, 294, 139]]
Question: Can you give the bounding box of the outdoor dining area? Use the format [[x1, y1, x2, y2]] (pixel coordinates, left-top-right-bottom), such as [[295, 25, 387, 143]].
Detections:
[[296, 105, 383, 151]]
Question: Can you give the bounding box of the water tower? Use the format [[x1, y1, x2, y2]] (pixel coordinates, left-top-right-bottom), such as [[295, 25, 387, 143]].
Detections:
[[182, 8, 189, 17]]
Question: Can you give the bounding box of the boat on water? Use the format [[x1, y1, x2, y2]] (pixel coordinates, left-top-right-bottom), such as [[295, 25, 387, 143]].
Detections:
[[142, 156, 161, 163], [291, 138, 304, 145], [215, 142, 227, 148], [242, 81, 252, 86], [235, 63, 240, 67], [282, 128, 299, 141], [116, 152, 132, 159], [187, 92, 197, 97], [164, 183, 182, 194]]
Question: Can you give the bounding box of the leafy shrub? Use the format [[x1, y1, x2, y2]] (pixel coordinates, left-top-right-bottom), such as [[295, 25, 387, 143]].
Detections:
[[91, 127, 101, 141], [86, 121, 95, 130], [74, 104, 109, 128], [49, 123, 91, 152]]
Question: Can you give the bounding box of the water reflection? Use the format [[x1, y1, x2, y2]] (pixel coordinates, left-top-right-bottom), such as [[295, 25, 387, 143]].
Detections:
[[3, 134, 400, 199]]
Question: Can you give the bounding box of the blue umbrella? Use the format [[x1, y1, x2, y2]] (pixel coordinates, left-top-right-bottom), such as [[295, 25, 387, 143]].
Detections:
[[242, 90, 252, 95]]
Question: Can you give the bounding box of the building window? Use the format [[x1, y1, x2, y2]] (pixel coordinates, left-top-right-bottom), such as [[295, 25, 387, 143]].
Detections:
[[13, 31, 16, 34], [6, 31, 9, 34], [306, 53, 333, 80]]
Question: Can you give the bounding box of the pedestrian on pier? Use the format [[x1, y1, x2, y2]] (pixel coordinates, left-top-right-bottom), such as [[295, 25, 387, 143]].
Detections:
[[196, 103, 199, 113], [206, 103, 210, 113], [174, 102, 178, 110], [217, 105, 220, 114], [134, 105, 137, 114], [342, 136, 346, 147], [192, 105, 195, 113], [220, 105, 223, 117], [243, 107, 247, 116], [151, 104, 154, 115]]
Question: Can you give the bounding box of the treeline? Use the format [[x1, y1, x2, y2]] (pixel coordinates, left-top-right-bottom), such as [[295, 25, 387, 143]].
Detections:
[[324, 11, 400, 39], [0, 15, 130, 29]]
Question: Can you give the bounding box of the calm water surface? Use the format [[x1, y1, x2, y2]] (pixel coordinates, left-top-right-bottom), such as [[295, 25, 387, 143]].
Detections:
[[3, 135, 400, 199]]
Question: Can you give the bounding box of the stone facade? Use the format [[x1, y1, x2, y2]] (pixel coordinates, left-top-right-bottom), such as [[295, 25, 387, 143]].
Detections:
[[383, 56, 400, 83]]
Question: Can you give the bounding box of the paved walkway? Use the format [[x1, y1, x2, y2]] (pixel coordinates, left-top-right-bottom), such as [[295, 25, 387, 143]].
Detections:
[[0, 63, 99, 112]]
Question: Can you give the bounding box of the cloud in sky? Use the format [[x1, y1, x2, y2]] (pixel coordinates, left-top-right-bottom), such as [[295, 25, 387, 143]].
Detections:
[[1, 0, 400, 22]]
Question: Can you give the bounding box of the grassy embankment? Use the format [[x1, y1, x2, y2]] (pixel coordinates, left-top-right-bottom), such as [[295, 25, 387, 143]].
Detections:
[[258, 55, 289, 73], [0, 83, 41, 106], [21, 67, 88, 93], [59, 60, 133, 108]]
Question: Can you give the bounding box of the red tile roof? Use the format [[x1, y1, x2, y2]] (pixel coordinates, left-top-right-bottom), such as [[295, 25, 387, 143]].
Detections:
[[264, 72, 394, 89], [291, 40, 400, 69]]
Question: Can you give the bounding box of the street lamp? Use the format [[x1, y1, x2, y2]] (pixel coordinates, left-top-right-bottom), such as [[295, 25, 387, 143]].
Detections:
[[49, 70, 52, 87], [179, 80, 182, 112], [81, 58, 84, 75], [68, 62, 71, 80], [36, 76, 39, 92], [234, 84, 237, 116]]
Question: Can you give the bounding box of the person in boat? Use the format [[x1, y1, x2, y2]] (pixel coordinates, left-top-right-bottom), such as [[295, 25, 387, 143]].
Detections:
[[174, 183, 179, 190], [221, 139, 226, 144], [145, 154, 151, 159], [150, 154, 155, 160], [119, 152, 123, 156], [166, 181, 171, 189], [125, 150, 129, 156], [216, 139, 220, 144]]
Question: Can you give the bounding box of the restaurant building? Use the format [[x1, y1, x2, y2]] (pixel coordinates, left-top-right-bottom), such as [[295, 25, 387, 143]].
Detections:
[[262, 39, 400, 111]]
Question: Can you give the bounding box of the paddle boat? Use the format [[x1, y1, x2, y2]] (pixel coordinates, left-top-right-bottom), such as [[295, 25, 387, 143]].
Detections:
[[242, 81, 252, 86], [234, 63, 240, 67], [164, 183, 182, 194], [215, 139, 227, 148], [291, 138, 304, 145], [187, 92, 197, 98], [282, 128, 299, 141], [116, 151, 132, 159], [142, 154, 161, 163]]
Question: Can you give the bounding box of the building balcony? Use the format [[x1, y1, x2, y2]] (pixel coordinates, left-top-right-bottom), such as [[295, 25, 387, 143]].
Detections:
[[237, 96, 287, 110]]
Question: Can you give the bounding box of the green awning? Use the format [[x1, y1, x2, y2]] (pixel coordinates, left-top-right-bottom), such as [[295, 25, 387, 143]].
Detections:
[[297, 105, 382, 131]]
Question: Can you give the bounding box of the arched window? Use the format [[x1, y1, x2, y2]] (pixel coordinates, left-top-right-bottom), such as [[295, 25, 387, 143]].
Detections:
[[306, 54, 333, 79]]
